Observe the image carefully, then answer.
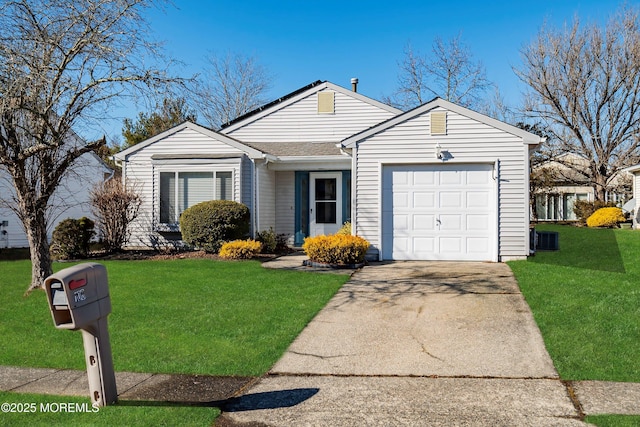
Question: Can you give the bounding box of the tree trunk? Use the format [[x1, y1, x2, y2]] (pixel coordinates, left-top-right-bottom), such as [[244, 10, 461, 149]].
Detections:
[[594, 174, 608, 202], [24, 213, 52, 295]]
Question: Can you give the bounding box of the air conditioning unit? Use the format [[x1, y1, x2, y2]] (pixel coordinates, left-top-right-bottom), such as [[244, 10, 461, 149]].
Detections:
[[536, 231, 559, 251]]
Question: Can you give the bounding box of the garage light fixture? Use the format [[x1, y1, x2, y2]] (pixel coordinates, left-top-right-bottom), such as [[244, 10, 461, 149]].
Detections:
[[435, 142, 443, 160]]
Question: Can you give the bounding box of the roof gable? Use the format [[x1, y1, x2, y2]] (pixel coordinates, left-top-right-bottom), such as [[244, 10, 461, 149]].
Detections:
[[113, 121, 266, 160], [220, 81, 401, 134], [341, 98, 544, 148]]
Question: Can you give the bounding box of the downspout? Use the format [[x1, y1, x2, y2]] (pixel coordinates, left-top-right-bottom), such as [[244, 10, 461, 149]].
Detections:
[[254, 159, 260, 236]]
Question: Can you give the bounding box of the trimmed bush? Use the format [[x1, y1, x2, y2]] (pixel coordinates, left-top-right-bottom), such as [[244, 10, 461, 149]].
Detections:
[[255, 228, 277, 253], [50, 217, 95, 260], [586, 207, 625, 228], [303, 234, 370, 265], [255, 227, 290, 253], [180, 200, 250, 253], [219, 239, 262, 260]]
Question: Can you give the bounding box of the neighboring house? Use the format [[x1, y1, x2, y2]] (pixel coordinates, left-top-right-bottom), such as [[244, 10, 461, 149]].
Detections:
[[623, 164, 640, 228], [532, 153, 631, 221], [114, 80, 544, 261], [0, 151, 113, 248]]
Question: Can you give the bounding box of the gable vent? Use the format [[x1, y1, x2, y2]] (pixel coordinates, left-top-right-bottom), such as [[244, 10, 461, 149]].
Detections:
[[430, 111, 447, 135], [318, 91, 335, 114]]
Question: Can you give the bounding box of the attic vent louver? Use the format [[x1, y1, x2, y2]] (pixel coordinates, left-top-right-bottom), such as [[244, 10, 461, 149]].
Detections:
[[430, 111, 447, 135], [318, 91, 335, 114]]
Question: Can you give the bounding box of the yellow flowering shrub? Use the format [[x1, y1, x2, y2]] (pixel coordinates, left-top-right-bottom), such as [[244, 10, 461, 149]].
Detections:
[[586, 207, 625, 228], [219, 239, 262, 260], [336, 221, 351, 235], [303, 234, 370, 265]]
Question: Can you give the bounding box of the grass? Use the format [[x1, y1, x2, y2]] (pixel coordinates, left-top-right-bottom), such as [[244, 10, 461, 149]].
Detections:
[[585, 415, 640, 427], [0, 391, 218, 427], [0, 259, 348, 376], [508, 224, 640, 382]]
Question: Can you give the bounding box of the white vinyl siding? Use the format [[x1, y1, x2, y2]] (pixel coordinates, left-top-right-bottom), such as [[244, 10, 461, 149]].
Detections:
[[223, 89, 396, 143], [0, 153, 110, 248], [354, 106, 531, 261], [275, 171, 295, 243], [121, 126, 250, 248], [255, 162, 276, 233]]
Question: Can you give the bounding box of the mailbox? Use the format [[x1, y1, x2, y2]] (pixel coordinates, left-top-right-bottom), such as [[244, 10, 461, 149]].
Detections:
[[44, 263, 117, 406], [45, 263, 111, 330]]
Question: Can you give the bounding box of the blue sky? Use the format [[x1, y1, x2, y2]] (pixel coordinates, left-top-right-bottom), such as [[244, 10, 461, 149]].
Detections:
[[102, 0, 622, 142]]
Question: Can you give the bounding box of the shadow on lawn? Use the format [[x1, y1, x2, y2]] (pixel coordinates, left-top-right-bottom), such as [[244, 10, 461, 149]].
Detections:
[[531, 227, 626, 273]]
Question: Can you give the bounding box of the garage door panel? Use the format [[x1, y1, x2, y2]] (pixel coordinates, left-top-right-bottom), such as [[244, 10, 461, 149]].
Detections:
[[440, 170, 462, 185], [382, 164, 496, 261], [467, 214, 490, 230], [439, 214, 461, 230], [414, 192, 435, 208], [440, 237, 462, 253], [413, 214, 435, 230], [413, 237, 435, 253], [467, 169, 491, 184], [467, 237, 490, 253], [467, 191, 491, 208], [393, 214, 409, 230], [393, 192, 409, 208], [414, 171, 435, 186], [391, 170, 410, 185], [440, 192, 463, 208], [393, 237, 409, 253]]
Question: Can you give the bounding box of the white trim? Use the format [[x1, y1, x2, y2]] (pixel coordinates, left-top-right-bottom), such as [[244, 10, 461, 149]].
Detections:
[[221, 81, 401, 134], [342, 98, 545, 149], [378, 161, 498, 262], [309, 171, 343, 236], [267, 157, 351, 171], [114, 121, 266, 160]]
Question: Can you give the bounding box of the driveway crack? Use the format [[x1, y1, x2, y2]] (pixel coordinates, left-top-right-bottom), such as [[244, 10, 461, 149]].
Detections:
[[289, 351, 354, 360]]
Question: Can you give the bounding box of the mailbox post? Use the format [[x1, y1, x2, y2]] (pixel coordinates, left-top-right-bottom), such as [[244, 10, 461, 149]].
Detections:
[[44, 263, 117, 406]]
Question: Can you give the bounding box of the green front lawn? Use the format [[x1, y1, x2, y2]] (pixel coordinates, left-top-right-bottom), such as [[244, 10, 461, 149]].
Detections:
[[0, 259, 348, 376], [508, 224, 640, 382]]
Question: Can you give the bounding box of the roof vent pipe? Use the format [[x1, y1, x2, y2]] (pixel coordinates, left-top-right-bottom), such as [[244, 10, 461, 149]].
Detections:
[[351, 77, 359, 92]]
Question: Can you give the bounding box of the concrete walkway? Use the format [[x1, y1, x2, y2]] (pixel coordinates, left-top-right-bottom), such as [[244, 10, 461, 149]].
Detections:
[[2, 256, 640, 425]]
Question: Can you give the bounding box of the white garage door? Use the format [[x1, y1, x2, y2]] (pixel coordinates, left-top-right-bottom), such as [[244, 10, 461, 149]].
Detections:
[[382, 164, 496, 261]]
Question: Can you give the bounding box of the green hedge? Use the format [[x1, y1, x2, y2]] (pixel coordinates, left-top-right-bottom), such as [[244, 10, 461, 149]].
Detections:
[[180, 200, 250, 253]]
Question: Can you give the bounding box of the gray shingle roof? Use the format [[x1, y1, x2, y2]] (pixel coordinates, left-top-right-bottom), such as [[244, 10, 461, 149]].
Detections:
[[243, 141, 342, 157]]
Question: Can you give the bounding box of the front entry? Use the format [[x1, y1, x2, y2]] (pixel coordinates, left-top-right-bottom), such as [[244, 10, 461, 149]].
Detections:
[[310, 172, 342, 236]]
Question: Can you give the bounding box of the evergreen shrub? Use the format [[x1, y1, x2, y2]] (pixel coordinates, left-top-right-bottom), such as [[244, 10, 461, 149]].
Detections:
[[180, 200, 250, 253], [50, 217, 95, 260]]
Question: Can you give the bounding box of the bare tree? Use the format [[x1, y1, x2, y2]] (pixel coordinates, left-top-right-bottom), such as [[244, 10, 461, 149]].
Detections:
[[0, 0, 183, 292], [385, 36, 493, 110], [91, 179, 142, 253], [515, 5, 640, 201], [195, 52, 273, 129]]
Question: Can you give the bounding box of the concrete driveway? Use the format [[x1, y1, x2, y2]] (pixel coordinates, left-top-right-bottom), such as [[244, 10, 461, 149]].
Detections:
[[272, 261, 557, 378], [221, 261, 585, 426]]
